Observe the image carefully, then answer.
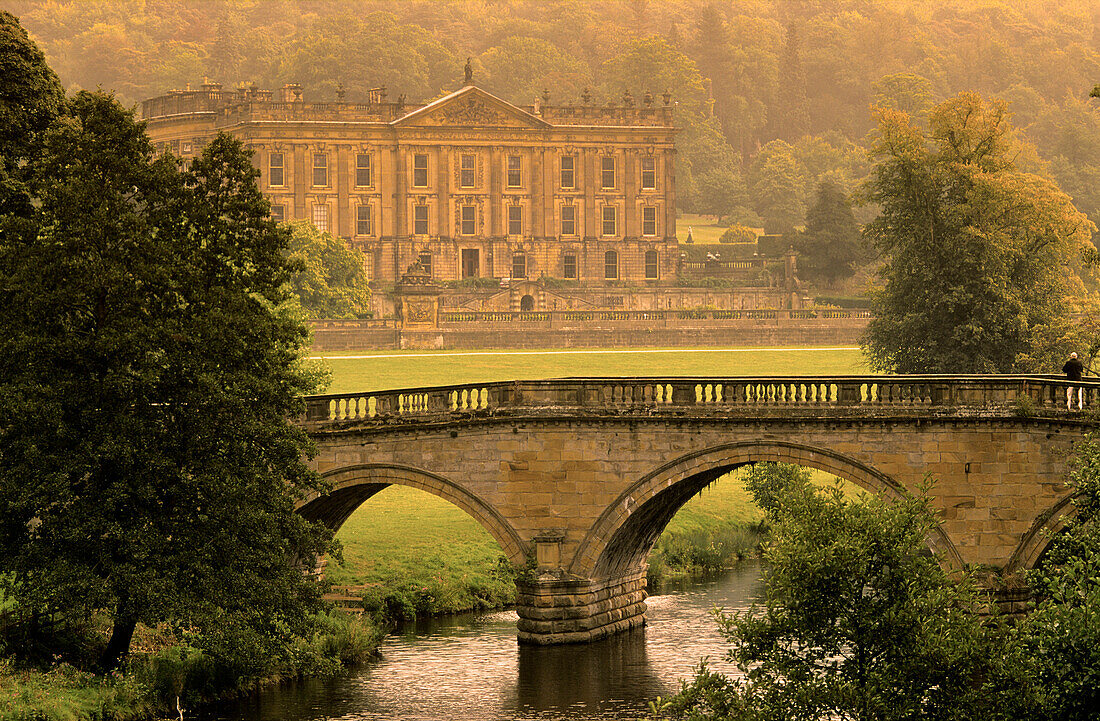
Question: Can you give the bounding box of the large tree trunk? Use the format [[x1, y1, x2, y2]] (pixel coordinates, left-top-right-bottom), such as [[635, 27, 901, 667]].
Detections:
[[98, 612, 137, 673]]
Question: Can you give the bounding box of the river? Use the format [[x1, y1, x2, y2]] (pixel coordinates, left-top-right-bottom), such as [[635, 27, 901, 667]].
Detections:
[[207, 563, 763, 721]]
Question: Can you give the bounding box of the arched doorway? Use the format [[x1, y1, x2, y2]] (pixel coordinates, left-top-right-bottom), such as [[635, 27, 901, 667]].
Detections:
[[520, 294, 535, 311]]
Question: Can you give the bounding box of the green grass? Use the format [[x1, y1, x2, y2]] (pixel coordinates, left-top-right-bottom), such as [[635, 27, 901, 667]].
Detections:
[[327, 486, 515, 616], [677, 212, 735, 245], [320, 347, 867, 614], [316, 347, 865, 394], [0, 659, 149, 721]]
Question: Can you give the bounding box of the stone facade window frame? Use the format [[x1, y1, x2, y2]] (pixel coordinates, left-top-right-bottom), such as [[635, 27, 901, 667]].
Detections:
[[601, 205, 617, 236], [269, 152, 285, 187], [356, 204, 373, 236], [270, 203, 286, 222], [312, 203, 329, 233], [560, 204, 577, 236], [312, 152, 329, 188], [641, 156, 657, 190], [460, 204, 476, 235], [355, 153, 373, 188], [604, 249, 619, 280], [413, 153, 429, 188], [512, 252, 527, 279], [560, 155, 575, 189], [508, 205, 523, 236], [645, 249, 659, 280], [642, 205, 658, 237], [413, 204, 430, 235], [601, 155, 616, 190], [507, 154, 522, 188], [563, 253, 577, 279], [418, 250, 433, 276], [460, 153, 477, 188]]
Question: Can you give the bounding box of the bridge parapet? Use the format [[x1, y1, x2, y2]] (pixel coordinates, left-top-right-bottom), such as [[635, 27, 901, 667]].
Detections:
[[304, 375, 1100, 426]]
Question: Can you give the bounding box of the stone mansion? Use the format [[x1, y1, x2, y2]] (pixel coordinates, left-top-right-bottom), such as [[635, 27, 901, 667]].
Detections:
[[141, 77, 679, 285]]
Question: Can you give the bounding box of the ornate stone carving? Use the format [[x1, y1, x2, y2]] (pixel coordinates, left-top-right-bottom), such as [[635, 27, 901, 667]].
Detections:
[[405, 298, 435, 323], [440, 99, 508, 126]]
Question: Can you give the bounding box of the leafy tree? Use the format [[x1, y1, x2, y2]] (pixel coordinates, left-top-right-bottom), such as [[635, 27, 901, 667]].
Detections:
[[285, 221, 372, 319], [741, 462, 810, 516], [797, 180, 863, 283], [0, 11, 63, 160], [0, 10, 64, 216], [0, 78, 333, 675], [677, 114, 741, 212], [600, 34, 707, 109], [749, 139, 808, 234], [1015, 433, 1100, 721], [664, 482, 1001, 721], [872, 72, 935, 119], [792, 132, 868, 195], [768, 24, 809, 143], [862, 93, 1094, 373], [695, 167, 747, 225], [479, 36, 590, 104]]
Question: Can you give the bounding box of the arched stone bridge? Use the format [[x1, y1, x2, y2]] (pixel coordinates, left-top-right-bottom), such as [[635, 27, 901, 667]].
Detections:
[[297, 375, 1100, 644]]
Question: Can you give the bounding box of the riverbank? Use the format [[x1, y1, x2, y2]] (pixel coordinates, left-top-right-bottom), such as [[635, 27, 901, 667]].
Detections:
[[0, 611, 383, 721]]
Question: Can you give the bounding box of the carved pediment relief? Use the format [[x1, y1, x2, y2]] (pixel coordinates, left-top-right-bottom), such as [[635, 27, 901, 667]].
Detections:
[[395, 87, 550, 129]]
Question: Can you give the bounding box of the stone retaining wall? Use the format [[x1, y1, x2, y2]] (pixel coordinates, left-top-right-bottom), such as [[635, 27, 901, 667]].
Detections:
[[309, 318, 868, 352]]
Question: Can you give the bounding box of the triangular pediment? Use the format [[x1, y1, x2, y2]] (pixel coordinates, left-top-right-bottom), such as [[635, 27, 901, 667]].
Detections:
[[393, 86, 551, 129]]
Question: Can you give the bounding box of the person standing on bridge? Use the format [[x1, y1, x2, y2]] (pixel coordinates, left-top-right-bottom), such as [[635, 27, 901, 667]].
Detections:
[[1063, 352, 1085, 410]]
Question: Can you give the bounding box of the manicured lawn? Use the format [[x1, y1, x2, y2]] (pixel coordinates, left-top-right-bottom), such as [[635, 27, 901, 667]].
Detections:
[[322, 347, 867, 611], [676, 212, 736, 245], [316, 346, 865, 394]]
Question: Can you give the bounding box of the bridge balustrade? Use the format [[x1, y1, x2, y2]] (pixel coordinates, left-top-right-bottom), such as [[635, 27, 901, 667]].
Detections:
[[304, 376, 1100, 424]]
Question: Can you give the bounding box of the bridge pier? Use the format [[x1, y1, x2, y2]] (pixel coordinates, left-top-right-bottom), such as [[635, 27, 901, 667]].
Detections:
[[515, 570, 648, 644]]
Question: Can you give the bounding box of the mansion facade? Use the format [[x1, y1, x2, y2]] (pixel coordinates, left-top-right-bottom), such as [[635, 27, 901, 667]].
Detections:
[[141, 79, 678, 284]]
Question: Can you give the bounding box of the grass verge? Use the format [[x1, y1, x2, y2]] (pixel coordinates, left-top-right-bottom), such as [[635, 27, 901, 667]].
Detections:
[[0, 611, 383, 721]]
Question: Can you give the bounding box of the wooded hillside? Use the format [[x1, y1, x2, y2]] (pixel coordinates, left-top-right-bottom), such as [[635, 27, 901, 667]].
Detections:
[[10, 0, 1100, 234]]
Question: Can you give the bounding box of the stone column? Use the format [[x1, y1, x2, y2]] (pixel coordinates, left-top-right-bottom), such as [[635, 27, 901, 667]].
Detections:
[[545, 149, 557, 241], [336, 144, 350, 237], [624, 150, 637, 238], [583, 148, 597, 240], [437, 146, 451, 238], [663, 148, 676, 240], [490, 146, 503, 238], [531, 148, 543, 239], [393, 145, 407, 279], [294, 143, 307, 217]]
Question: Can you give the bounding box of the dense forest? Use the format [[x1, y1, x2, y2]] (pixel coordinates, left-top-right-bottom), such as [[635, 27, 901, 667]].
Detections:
[[9, 0, 1100, 236]]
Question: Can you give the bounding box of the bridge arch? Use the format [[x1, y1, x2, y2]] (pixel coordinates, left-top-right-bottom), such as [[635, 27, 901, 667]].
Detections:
[[298, 463, 529, 566], [570, 441, 965, 579], [1005, 493, 1076, 573]]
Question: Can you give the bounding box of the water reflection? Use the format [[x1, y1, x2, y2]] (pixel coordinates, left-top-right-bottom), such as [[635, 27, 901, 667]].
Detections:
[[512, 627, 662, 716], [206, 562, 763, 721]]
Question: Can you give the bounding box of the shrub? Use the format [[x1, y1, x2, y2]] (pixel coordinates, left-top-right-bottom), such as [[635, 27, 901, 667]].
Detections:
[[718, 224, 757, 244]]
